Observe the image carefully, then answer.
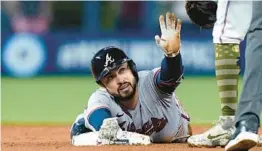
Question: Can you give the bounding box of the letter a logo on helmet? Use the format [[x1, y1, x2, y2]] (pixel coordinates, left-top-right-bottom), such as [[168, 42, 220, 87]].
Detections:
[[104, 53, 115, 67], [91, 46, 138, 84]]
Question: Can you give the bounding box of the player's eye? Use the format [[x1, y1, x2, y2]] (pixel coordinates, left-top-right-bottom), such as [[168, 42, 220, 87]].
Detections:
[[107, 75, 114, 81], [119, 67, 126, 73]]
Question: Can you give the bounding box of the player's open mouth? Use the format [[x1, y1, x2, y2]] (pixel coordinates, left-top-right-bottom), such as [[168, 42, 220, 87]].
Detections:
[[119, 83, 129, 91]]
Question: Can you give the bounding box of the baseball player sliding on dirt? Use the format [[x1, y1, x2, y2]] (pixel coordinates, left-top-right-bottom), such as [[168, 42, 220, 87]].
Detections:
[[70, 12, 192, 145]]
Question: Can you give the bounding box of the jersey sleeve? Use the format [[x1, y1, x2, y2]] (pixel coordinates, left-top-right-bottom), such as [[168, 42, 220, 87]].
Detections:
[[139, 54, 183, 95], [138, 68, 165, 96], [138, 67, 178, 103], [84, 89, 112, 131], [155, 54, 184, 93]]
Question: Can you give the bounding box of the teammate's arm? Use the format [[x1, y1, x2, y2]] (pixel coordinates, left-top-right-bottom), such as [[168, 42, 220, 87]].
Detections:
[[154, 12, 183, 93]]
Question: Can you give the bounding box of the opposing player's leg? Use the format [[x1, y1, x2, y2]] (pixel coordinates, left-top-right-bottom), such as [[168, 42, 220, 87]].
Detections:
[[225, 2, 262, 150], [188, 1, 253, 147]]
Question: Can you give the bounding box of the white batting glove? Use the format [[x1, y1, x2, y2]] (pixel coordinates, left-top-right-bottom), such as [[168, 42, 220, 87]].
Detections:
[[155, 12, 182, 57], [99, 117, 151, 145]]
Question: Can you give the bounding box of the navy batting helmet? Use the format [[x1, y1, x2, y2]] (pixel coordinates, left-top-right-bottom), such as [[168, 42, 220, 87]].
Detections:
[[91, 46, 138, 84]]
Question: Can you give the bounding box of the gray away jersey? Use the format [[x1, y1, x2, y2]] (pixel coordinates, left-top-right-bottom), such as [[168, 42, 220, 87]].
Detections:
[[84, 68, 190, 143]]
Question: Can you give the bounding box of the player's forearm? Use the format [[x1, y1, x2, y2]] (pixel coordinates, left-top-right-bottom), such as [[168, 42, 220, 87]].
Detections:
[[156, 53, 184, 93], [87, 108, 111, 131]]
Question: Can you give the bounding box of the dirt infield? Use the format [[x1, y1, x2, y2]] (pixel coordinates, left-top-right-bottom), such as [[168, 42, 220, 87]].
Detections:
[[2, 125, 262, 151]]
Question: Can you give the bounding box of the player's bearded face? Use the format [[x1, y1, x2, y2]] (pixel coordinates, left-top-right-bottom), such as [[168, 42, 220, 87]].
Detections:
[[101, 63, 137, 101]]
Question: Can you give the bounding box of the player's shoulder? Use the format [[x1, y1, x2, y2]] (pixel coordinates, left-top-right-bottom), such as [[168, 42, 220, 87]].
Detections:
[[88, 88, 113, 104], [138, 67, 161, 79]]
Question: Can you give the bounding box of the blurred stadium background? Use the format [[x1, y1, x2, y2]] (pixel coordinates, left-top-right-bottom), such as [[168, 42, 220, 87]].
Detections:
[[1, 1, 250, 125]]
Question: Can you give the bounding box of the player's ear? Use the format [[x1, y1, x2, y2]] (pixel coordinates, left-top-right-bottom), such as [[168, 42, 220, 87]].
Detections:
[[98, 81, 105, 88], [94, 77, 103, 87]]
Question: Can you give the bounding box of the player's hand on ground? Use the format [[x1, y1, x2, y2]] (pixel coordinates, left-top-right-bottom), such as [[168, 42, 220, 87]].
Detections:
[[155, 12, 182, 57]]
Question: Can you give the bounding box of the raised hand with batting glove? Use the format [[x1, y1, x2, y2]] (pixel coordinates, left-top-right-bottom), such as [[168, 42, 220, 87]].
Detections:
[[155, 12, 182, 57]]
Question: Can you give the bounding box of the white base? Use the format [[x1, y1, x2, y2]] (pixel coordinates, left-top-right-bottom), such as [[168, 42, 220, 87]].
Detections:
[[72, 118, 151, 146], [71, 131, 151, 146], [72, 132, 100, 146]]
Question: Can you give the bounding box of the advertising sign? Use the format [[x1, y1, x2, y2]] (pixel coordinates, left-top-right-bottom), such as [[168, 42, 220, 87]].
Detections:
[[1, 33, 245, 78]]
